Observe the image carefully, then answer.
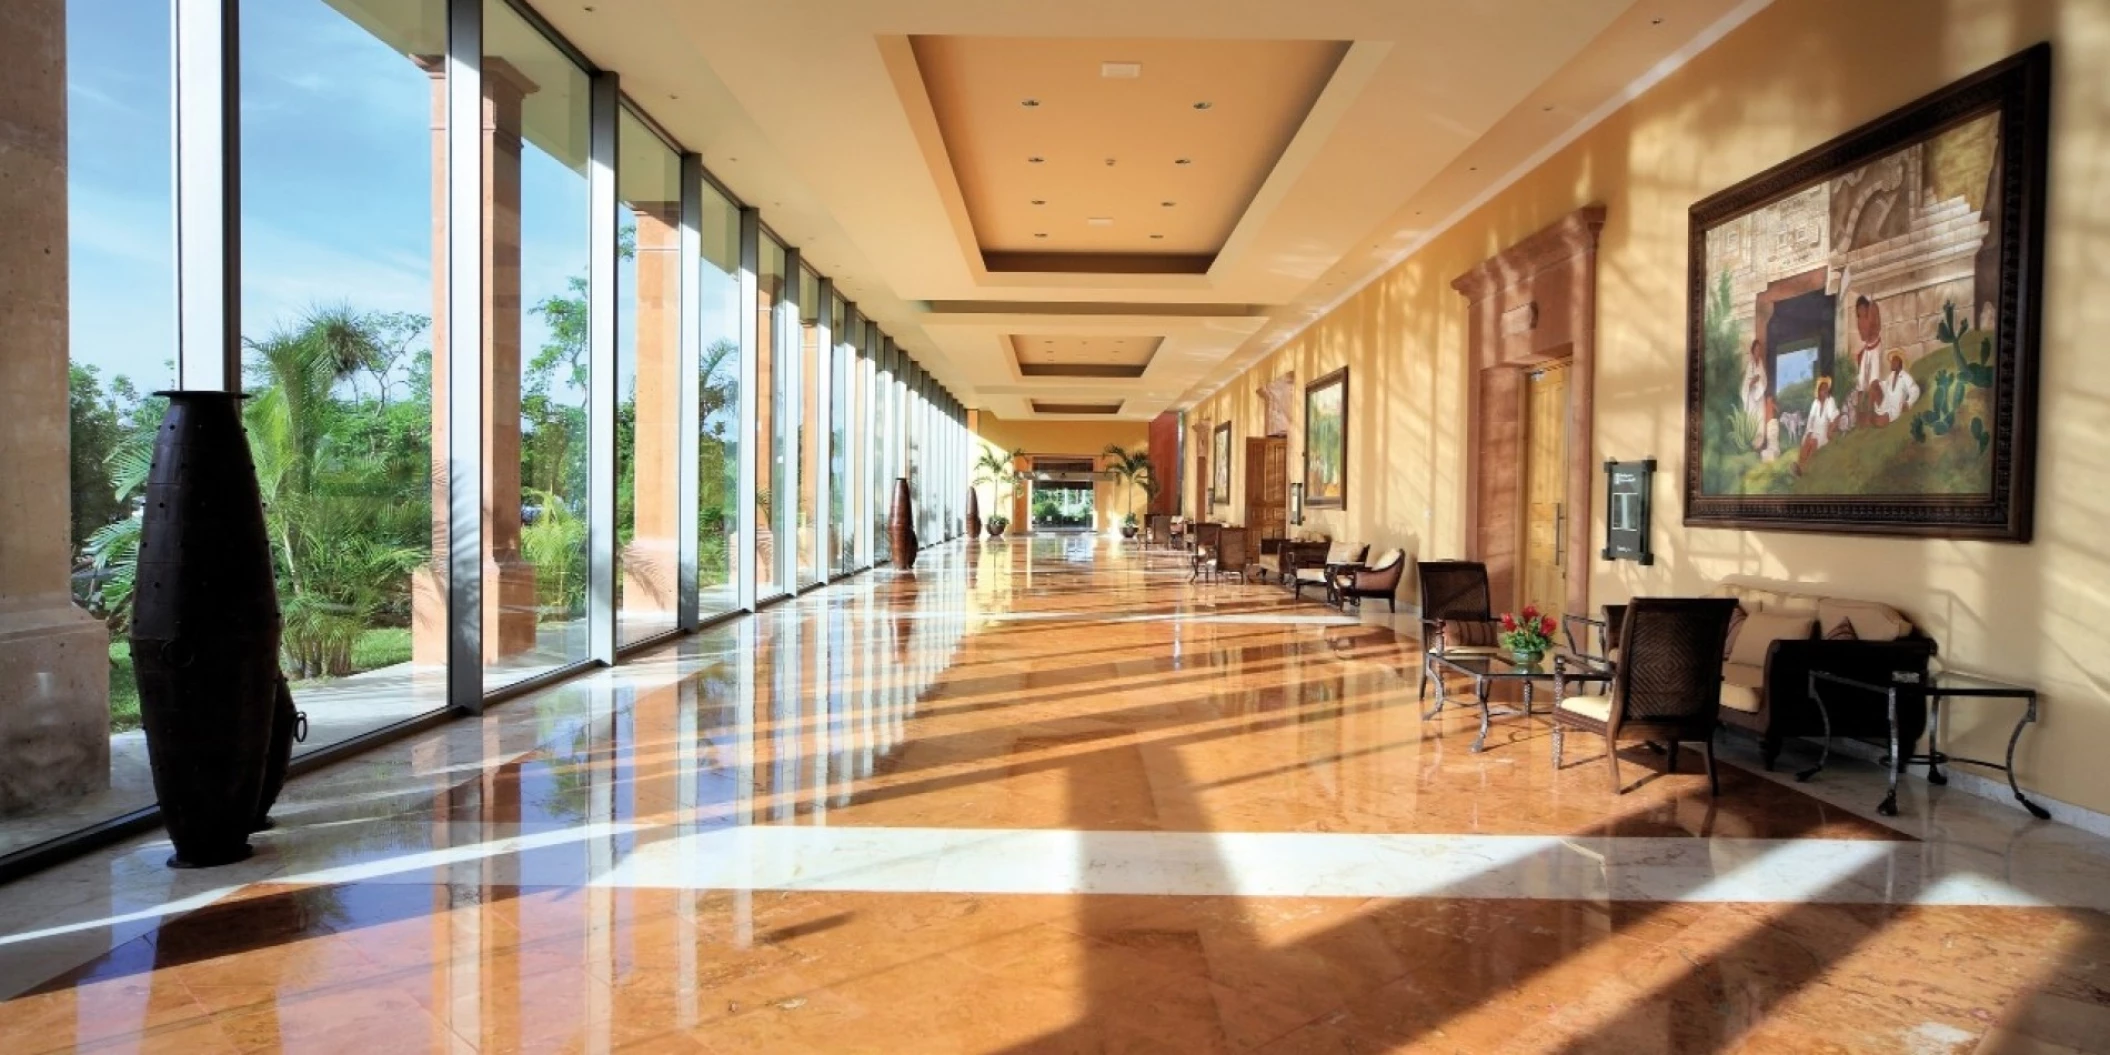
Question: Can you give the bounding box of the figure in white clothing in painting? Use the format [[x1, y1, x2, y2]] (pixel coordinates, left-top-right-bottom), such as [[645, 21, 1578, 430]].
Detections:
[[1872, 351, 1922, 425], [1850, 295, 1886, 429], [1798, 376, 1842, 473], [1740, 339, 1769, 423]]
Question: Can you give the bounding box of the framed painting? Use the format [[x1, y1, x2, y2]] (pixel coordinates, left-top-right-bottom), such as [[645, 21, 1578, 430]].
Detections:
[[1211, 422, 1232, 507], [1303, 368, 1348, 509], [1684, 43, 2048, 541]]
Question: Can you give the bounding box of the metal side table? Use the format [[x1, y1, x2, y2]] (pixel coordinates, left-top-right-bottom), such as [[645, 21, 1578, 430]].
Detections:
[[1807, 668, 2048, 820]]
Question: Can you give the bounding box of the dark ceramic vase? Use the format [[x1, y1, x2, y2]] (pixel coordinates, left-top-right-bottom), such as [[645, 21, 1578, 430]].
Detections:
[[964, 488, 981, 540], [130, 391, 283, 868], [252, 675, 304, 832], [889, 477, 919, 569]]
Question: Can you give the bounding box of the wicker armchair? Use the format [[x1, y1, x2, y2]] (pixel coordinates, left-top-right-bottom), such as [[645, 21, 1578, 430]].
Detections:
[[1145, 513, 1173, 548], [1552, 598, 1741, 795], [1292, 542, 1368, 601], [1416, 560, 1503, 699], [1329, 548, 1406, 611], [1196, 526, 1250, 583]]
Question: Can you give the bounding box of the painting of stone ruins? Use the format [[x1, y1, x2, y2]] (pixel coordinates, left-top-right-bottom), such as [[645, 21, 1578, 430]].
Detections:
[[1698, 111, 2004, 498]]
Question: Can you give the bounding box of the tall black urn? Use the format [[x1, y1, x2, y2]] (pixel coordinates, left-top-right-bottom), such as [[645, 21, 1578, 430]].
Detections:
[[130, 391, 284, 868]]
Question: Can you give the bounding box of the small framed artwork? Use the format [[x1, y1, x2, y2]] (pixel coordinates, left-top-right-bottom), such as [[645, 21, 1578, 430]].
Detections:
[[1683, 44, 2048, 541], [1303, 368, 1348, 509], [1211, 422, 1232, 506]]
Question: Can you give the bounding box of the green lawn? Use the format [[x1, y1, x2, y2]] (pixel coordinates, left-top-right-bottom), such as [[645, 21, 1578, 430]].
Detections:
[[105, 626, 415, 734]]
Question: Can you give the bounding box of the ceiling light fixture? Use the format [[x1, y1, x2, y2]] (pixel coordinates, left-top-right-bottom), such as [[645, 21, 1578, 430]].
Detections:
[[1149, 234, 1164, 239], [1028, 156, 1045, 164], [1101, 61, 1142, 79], [1030, 199, 1046, 206], [1174, 157, 1192, 166], [1161, 201, 1175, 207], [1034, 232, 1048, 238], [1020, 98, 1041, 108], [1192, 101, 1212, 110], [1086, 217, 1113, 227], [1104, 158, 1117, 167]]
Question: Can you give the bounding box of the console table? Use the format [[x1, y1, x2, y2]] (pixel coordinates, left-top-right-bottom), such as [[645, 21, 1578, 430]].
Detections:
[[1807, 667, 2048, 820]]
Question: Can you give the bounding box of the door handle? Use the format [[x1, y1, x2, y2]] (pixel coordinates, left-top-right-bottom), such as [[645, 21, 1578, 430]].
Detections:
[[1554, 503, 1566, 570]]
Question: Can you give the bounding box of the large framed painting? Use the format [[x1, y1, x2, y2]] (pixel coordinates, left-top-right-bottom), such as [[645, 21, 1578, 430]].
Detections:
[[1304, 368, 1348, 509], [1684, 43, 2048, 541], [1210, 422, 1232, 506]]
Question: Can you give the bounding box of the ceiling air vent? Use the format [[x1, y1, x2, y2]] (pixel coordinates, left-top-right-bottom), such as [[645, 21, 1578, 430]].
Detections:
[[1100, 61, 1141, 79], [1031, 400, 1124, 415]]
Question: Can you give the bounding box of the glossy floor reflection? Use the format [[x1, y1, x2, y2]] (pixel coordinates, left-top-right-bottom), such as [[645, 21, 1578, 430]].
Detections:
[[4, 537, 2110, 1053]]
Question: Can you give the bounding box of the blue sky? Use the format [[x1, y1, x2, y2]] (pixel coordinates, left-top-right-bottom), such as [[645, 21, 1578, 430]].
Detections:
[[67, 0, 744, 402]]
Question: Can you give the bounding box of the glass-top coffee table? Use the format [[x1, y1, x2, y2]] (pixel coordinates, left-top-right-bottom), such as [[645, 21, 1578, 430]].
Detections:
[[1426, 651, 1612, 753]]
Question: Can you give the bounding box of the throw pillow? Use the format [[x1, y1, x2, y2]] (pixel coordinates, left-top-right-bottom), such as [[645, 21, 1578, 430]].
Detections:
[[1727, 611, 1817, 668], [1824, 619, 1859, 641], [1443, 619, 1498, 647], [1723, 605, 1748, 660]]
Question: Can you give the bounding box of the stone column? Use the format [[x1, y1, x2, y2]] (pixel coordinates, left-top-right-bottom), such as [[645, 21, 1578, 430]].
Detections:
[[623, 201, 681, 616], [0, 0, 111, 813], [411, 59, 540, 665]]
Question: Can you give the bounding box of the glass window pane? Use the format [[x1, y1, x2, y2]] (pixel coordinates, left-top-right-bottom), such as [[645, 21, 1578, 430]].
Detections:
[[486, 0, 593, 690], [757, 233, 787, 598], [797, 266, 821, 586], [12, 0, 177, 858], [830, 306, 852, 575], [696, 181, 740, 618], [616, 109, 681, 645], [237, 0, 447, 746]]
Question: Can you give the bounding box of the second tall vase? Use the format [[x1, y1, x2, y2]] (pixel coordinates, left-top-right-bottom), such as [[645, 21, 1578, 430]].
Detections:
[[129, 391, 283, 868], [889, 477, 919, 569]]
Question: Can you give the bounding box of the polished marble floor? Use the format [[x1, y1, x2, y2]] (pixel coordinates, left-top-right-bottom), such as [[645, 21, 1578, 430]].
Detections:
[[4, 537, 2109, 1053]]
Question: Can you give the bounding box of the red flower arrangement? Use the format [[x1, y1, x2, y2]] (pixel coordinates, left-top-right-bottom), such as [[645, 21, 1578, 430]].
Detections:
[[1498, 605, 1558, 655]]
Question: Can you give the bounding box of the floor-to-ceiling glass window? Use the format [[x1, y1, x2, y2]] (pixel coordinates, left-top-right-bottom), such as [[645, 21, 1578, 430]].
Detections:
[[797, 266, 822, 587], [484, 0, 594, 690], [830, 307, 854, 576], [237, 0, 448, 738], [871, 339, 893, 565], [616, 108, 682, 645], [696, 181, 742, 618], [757, 233, 789, 599], [7, 0, 179, 859]]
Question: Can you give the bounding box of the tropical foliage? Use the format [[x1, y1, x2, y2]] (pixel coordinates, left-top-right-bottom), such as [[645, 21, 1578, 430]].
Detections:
[[1101, 444, 1157, 527]]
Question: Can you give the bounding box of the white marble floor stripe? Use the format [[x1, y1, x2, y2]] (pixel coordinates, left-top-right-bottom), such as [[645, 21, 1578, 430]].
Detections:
[[589, 826, 2107, 909]]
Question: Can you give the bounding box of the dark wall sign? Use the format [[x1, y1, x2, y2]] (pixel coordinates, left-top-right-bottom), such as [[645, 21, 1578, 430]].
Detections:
[[1603, 459, 1655, 565]]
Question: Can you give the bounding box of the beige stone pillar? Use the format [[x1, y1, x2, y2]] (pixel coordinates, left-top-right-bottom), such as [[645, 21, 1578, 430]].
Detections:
[[412, 59, 540, 665], [0, 0, 111, 812], [623, 202, 681, 615]]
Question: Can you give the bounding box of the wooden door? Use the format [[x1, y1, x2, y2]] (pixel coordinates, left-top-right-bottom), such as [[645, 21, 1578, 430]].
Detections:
[[1520, 363, 1571, 620], [1195, 453, 1208, 515], [1244, 436, 1287, 539]]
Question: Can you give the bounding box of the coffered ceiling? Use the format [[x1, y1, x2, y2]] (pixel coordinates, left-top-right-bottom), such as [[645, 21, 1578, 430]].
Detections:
[[530, 0, 1769, 420]]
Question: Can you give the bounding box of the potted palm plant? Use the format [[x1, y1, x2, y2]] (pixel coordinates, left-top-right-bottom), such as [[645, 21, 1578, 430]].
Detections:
[[974, 445, 1023, 539], [1102, 444, 1155, 540]]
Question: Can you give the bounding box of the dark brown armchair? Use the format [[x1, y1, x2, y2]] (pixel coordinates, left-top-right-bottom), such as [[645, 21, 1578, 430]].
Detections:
[[1196, 526, 1250, 583], [1552, 597, 1741, 795], [1145, 513, 1173, 548], [1187, 522, 1224, 581], [1329, 548, 1406, 611], [1415, 560, 1502, 699]]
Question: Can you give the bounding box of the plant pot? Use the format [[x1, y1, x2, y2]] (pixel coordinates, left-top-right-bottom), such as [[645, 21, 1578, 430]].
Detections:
[[986, 521, 1008, 539], [1509, 648, 1547, 668], [130, 391, 283, 868], [1120, 524, 1138, 539]]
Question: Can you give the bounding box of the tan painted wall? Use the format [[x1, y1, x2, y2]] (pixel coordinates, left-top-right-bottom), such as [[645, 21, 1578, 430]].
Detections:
[[971, 414, 1151, 535], [1191, 0, 2110, 814]]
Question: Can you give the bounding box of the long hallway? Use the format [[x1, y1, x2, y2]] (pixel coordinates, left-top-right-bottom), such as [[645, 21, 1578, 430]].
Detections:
[[2, 541, 2108, 1052]]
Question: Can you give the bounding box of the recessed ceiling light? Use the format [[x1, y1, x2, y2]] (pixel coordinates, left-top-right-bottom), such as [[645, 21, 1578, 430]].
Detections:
[[1020, 98, 1041, 108], [1149, 234, 1164, 239], [1101, 61, 1142, 79], [1542, 104, 1555, 112], [1174, 157, 1192, 166], [1028, 156, 1045, 164], [1468, 166, 1477, 172], [1192, 101, 1212, 110], [1030, 199, 1046, 205], [1650, 16, 1664, 25], [1034, 232, 1048, 238], [1086, 217, 1113, 227], [1104, 158, 1117, 167]]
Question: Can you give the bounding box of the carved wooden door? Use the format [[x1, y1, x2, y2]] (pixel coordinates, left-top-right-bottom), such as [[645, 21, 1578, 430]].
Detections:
[[1520, 363, 1571, 621], [1245, 436, 1288, 539]]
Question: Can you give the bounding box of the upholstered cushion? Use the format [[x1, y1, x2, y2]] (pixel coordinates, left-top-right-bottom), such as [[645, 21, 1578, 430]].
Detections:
[[1727, 611, 1816, 667], [1323, 542, 1360, 564], [1817, 598, 1911, 642], [1367, 548, 1405, 572], [1824, 619, 1859, 641], [1443, 619, 1499, 647], [1720, 661, 1767, 713], [1723, 605, 1748, 660], [1294, 566, 1330, 583], [1557, 693, 1614, 722]]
